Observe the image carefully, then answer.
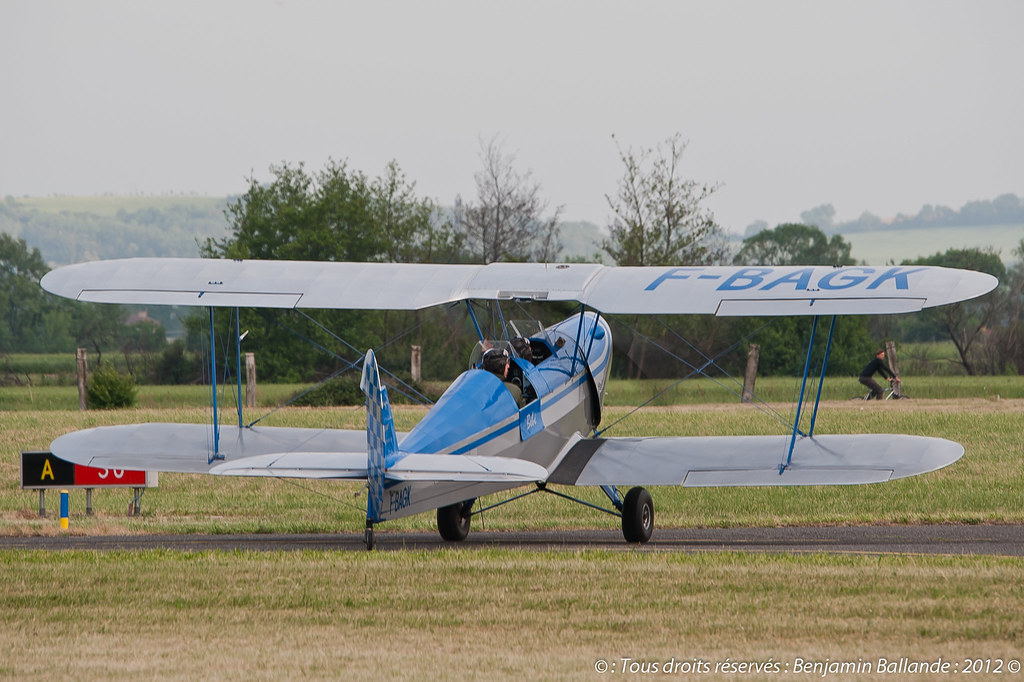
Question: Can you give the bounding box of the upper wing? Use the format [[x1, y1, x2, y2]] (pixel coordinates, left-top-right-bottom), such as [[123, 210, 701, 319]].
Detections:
[[41, 258, 997, 316], [548, 434, 964, 487]]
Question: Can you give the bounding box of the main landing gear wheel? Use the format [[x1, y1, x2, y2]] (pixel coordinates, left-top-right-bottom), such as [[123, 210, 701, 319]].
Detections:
[[621, 486, 654, 543], [437, 500, 472, 542], [364, 521, 375, 551]]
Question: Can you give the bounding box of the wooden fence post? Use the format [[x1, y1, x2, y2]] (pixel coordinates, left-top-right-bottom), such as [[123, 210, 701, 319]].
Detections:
[[742, 344, 760, 403], [245, 352, 257, 408], [411, 345, 422, 383], [76, 348, 88, 411], [884, 340, 901, 395]]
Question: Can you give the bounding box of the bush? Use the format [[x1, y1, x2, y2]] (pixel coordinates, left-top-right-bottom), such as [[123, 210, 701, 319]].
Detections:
[[152, 340, 203, 385], [290, 376, 364, 407], [87, 366, 138, 409], [290, 374, 435, 407]]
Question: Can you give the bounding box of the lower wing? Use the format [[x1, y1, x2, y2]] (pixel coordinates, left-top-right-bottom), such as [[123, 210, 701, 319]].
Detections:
[[50, 423, 545, 483], [548, 434, 963, 486], [49, 423, 370, 474]]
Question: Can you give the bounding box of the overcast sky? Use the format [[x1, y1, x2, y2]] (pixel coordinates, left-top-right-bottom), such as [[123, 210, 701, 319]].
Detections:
[[3, 0, 1022, 234]]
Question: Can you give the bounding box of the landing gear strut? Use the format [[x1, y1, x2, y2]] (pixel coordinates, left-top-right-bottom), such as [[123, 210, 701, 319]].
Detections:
[[364, 520, 375, 550], [437, 500, 473, 541], [621, 486, 654, 543]]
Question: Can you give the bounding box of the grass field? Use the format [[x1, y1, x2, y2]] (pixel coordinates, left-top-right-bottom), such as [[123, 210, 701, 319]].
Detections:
[[2, 550, 1021, 680], [2, 394, 1022, 680]]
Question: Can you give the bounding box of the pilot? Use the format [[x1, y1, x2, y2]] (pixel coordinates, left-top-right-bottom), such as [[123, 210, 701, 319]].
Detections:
[[481, 348, 524, 407], [511, 336, 534, 365]]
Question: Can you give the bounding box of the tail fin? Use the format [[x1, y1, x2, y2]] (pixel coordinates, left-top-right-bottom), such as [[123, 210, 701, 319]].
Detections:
[[360, 350, 399, 523]]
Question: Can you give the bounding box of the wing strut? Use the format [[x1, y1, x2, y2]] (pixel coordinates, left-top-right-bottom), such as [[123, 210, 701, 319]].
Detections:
[[783, 316, 818, 471], [465, 300, 485, 342], [208, 306, 222, 462], [807, 315, 837, 437], [781, 314, 837, 472], [235, 307, 243, 430]]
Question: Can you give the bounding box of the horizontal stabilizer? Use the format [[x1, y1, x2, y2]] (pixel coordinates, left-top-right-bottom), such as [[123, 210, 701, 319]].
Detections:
[[549, 434, 963, 487], [386, 454, 547, 482], [209, 452, 367, 478], [210, 453, 546, 483]]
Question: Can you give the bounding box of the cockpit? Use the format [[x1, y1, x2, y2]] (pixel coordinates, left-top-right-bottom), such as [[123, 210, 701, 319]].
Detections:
[[467, 320, 555, 407]]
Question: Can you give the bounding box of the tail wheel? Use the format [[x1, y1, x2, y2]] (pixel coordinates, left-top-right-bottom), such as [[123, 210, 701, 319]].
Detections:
[[621, 487, 654, 543], [437, 501, 472, 542]]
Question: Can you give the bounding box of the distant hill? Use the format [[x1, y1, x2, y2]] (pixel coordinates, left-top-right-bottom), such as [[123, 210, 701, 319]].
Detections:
[[2, 195, 231, 266], [740, 193, 1024, 264], [6, 194, 1019, 268], [2, 195, 608, 266]]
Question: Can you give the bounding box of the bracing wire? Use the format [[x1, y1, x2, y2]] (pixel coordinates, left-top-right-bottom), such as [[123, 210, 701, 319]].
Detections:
[[596, 316, 794, 436]]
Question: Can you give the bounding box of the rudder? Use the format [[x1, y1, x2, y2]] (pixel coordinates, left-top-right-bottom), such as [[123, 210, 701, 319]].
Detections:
[[360, 349, 399, 525]]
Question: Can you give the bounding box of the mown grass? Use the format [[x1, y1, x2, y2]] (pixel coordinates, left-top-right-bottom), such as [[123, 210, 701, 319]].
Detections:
[[2, 395, 1022, 680], [1, 549, 1021, 680]]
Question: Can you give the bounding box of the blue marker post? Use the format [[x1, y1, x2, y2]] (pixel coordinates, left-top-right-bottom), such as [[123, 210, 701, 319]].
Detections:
[[60, 489, 69, 530]]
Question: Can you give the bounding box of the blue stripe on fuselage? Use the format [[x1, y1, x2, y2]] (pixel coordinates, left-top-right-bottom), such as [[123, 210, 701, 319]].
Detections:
[[399, 313, 611, 457]]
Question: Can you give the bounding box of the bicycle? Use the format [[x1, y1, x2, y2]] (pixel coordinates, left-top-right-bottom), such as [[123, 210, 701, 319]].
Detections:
[[853, 378, 908, 401]]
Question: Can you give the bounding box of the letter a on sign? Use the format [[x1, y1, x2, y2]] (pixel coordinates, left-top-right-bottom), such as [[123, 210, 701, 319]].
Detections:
[[41, 458, 54, 481]]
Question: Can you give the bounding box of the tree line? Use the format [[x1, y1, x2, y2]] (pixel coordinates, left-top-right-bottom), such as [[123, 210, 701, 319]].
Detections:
[[3, 136, 1021, 388], [761, 194, 1024, 236]]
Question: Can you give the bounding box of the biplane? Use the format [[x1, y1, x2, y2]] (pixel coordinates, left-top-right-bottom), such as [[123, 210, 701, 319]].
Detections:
[[41, 259, 997, 548]]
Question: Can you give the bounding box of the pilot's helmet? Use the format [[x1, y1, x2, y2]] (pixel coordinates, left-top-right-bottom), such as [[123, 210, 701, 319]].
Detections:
[[481, 348, 509, 375], [511, 336, 532, 363]]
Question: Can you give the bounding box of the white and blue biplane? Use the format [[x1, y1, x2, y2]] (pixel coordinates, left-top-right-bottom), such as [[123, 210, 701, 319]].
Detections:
[[41, 259, 997, 548]]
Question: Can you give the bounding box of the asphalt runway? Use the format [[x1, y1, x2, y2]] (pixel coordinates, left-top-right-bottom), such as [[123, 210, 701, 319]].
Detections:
[[2, 524, 1023, 555]]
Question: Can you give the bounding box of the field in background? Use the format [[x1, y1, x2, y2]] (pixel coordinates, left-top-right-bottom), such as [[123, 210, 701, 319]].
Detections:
[[14, 194, 226, 217], [845, 223, 1024, 264], [3, 374, 1022, 412]]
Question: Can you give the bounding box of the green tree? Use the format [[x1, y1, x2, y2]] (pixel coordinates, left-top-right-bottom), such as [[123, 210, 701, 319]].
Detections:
[[456, 138, 562, 264], [898, 248, 1006, 375], [372, 161, 464, 263], [697, 224, 869, 379], [602, 133, 727, 267], [72, 303, 128, 366], [733, 223, 854, 266], [0, 233, 75, 352], [600, 134, 727, 378], [799, 205, 837, 233], [730, 225, 869, 377], [973, 240, 1024, 374], [202, 159, 464, 382], [213, 160, 378, 262]]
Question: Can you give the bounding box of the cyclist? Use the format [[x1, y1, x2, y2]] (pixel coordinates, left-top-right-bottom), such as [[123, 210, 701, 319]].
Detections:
[[859, 349, 898, 400]]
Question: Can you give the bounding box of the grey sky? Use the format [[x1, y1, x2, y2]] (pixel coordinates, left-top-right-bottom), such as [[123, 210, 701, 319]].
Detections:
[[2, 0, 1022, 234]]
